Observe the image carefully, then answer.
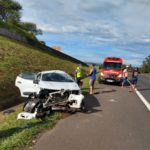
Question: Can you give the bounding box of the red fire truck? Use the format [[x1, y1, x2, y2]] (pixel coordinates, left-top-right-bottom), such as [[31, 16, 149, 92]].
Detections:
[[100, 57, 123, 83]]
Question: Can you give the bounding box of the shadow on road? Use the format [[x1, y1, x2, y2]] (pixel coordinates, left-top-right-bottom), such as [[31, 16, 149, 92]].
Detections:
[[84, 94, 102, 114], [82, 88, 100, 91], [94, 92, 100, 95], [100, 89, 117, 94]]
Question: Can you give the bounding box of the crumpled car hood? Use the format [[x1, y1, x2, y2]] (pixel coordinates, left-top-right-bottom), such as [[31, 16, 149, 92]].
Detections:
[[39, 81, 80, 91]]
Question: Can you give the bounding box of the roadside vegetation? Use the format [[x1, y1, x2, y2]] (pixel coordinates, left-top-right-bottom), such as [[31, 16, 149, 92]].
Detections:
[[0, 0, 42, 40], [0, 75, 99, 150], [141, 55, 150, 73], [0, 108, 61, 150]]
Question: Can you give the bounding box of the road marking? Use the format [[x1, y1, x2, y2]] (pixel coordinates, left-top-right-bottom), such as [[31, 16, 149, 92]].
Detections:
[[126, 78, 150, 111], [135, 88, 150, 111], [109, 99, 117, 102]]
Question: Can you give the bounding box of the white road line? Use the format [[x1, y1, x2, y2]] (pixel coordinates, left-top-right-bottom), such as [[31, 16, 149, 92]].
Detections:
[[135, 88, 150, 111], [126, 79, 150, 111]]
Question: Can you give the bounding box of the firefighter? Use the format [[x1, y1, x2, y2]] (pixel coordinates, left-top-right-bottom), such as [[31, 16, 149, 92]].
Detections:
[[75, 64, 83, 87]]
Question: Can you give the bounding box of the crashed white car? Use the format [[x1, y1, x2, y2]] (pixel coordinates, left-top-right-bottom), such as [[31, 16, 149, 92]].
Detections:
[[15, 70, 81, 97]]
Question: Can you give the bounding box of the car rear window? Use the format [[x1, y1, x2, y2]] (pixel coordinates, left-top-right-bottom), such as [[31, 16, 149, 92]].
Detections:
[[19, 73, 36, 80]]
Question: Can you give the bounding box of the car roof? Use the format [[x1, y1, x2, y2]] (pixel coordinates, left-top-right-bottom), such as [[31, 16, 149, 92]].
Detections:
[[40, 70, 66, 74]]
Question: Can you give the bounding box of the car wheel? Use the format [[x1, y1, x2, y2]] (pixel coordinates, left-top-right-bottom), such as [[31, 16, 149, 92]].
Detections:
[[23, 100, 37, 113], [80, 100, 87, 113]]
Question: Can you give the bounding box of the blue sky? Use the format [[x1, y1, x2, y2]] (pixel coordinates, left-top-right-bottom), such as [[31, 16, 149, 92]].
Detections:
[[16, 0, 150, 66]]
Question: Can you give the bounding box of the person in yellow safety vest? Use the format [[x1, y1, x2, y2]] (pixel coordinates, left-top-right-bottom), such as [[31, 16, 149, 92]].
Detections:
[[75, 64, 83, 87]]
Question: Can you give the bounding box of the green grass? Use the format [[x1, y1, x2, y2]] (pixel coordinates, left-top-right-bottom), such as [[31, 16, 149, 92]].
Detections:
[[0, 74, 99, 150], [0, 35, 88, 101], [0, 107, 61, 150]]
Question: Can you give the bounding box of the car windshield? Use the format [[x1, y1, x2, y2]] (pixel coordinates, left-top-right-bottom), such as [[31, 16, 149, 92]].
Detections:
[[19, 73, 36, 80], [42, 72, 74, 82], [103, 62, 122, 70]]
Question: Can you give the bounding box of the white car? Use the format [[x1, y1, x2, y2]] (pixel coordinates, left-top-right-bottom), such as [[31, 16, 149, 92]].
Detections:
[[15, 70, 81, 97]]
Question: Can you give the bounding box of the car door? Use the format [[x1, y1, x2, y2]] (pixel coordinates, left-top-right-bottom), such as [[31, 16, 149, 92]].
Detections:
[[15, 72, 39, 97]]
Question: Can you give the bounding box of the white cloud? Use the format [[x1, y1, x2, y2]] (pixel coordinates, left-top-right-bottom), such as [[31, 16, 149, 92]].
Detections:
[[16, 0, 150, 65], [143, 38, 150, 43]]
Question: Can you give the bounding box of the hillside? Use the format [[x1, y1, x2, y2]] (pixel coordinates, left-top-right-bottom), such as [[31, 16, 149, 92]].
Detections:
[[0, 35, 88, 103]]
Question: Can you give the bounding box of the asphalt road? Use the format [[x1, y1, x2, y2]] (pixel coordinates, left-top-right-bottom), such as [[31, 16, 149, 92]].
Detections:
[[137, 74, 150, 102], [33, 83, 150, 150]]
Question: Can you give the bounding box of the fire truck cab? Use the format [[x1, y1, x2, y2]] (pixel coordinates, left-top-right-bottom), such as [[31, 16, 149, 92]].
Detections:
[[100, 57, 123, 83]]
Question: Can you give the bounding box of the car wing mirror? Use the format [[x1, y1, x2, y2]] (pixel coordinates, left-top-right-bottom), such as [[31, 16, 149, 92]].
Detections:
[[33, 79, 39, 84]]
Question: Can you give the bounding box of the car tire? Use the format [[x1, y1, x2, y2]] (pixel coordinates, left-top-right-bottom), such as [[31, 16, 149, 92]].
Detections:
[[23, 100, 38, 113], [80, 100, 87, 113]]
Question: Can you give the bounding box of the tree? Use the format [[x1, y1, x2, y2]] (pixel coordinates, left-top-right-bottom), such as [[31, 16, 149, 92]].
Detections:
[[18, 22, 42, 35], [40, 41, 46, 45], [141, 55, 150, 73], [0, 0, 43, 37], [52, 45, 61, 51], [0, 0, 22, 23]]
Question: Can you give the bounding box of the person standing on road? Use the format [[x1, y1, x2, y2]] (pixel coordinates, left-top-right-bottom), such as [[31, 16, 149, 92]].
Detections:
[[121, 66, 129, 87], [88, 64, 97, 95], [75, 64, 83, 87]]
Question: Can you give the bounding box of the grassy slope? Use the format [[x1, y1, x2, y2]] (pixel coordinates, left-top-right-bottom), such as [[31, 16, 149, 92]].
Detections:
[[0, 35, 88, 101]]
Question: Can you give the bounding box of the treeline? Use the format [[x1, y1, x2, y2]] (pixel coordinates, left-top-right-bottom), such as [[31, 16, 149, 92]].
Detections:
[[0, 0, 42, 36], [141, 55, 150, 73]]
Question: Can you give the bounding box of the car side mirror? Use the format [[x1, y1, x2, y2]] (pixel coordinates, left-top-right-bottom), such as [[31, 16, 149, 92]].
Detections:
[[33, 79, 39, 84]]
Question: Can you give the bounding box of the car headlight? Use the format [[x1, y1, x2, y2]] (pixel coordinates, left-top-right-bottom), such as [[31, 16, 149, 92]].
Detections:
[[100, 72, 104, 76], [118, 74, 122, 78]]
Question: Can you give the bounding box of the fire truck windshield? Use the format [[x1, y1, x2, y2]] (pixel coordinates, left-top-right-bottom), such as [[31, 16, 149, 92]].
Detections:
[[103, 62, 122, 70]]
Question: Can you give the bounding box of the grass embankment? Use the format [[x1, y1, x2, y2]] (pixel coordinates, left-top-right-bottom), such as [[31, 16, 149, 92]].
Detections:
[[0, 35, 88, 101], [0, 75, 99, 150], [0, 108, 60, 150]]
